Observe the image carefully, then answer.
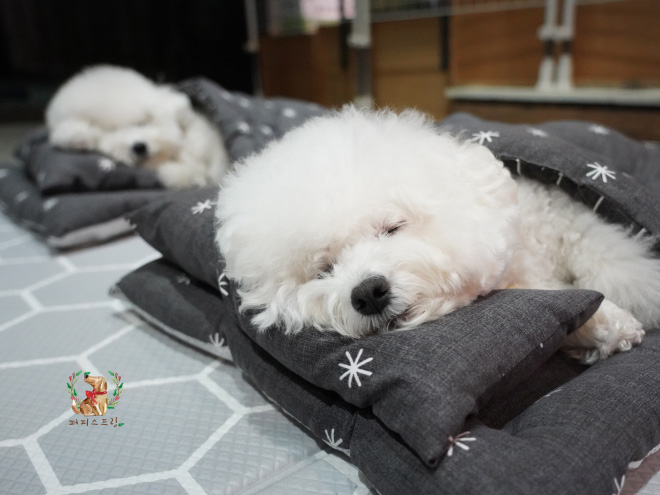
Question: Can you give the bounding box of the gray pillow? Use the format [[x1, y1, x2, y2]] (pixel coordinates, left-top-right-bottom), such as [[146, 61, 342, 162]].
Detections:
[[17, 127, 162, 194], [0, 164, 168, 248], [127, 186, 222, 289], [127, 186, 603, 466], [111, 258, 233, 362]]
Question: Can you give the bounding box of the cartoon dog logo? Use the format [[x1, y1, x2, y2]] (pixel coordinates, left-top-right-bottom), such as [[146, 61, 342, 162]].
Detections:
[[71, 375, 108, 416]]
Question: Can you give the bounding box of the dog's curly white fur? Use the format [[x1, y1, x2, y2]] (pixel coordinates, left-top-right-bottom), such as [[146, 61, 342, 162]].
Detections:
[[46, 65, 229, 188], [216, 107, 659, 363]]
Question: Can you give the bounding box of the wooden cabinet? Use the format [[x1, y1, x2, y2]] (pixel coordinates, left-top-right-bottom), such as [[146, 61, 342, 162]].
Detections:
[[573, 0, 660, 87], [258, 0, 660, 139], [372, 18, 449, 118], [260, 26, 353, 108]]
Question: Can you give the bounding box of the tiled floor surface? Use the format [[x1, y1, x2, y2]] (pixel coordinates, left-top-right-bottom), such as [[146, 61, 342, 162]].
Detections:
[[0, 229, 373, 495]]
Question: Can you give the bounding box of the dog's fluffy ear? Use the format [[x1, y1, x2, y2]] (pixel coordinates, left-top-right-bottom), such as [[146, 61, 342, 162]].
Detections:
[[98, 378, 107, 393], [154, 87, 195, 130]]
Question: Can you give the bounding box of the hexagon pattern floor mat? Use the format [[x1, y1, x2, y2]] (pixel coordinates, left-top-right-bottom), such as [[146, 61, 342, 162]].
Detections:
[[0, 218, 375, 494]]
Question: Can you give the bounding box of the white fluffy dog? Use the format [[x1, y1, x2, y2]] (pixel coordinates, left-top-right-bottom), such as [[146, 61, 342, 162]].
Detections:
[[46, 65, 229, 188], [216, 107, 660, 363]]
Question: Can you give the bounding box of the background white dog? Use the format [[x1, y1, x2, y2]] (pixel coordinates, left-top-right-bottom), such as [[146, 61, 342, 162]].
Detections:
[[216, 107, 660, 363], [46, 65, 229, 188]]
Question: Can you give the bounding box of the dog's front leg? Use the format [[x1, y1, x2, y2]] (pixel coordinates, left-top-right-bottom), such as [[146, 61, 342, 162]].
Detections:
[[49, 119, 101, 150], [156, 161, 209, 189], [79, 402, 94, 416], [562, 299, 645, 364]]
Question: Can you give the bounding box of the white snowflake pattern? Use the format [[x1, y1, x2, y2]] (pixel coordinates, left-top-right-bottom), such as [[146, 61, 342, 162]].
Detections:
[[323, 428, 351, 455], [544, 387, 562, 398], [586, 162, 616, 183], [447, 431, 476, 457], [208, 333, 225, 347], [260, 125, 273, 136], [0, 169, 8, 179], [612, 474, 625, 495], [534, 386, 563, 405], [589, 124, 610, 135], [43, 198, 59, 211], [469, 130, 500, 145], [176, 274, 191, 285], [15, 191, 29, 203], [527, 128, 548, 138], [217, 272, 229, 296], [282, 107, 297, 118], [220, 90, 233, 100], [191, 199, 215, 215], [239, 97, 251, 108], [237, 121, 251, 134], [98, 157, 116, 172], [339, 349, 373, 388]]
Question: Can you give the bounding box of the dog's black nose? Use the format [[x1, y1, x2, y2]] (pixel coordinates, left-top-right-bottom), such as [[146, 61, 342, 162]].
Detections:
[[132, 142, 148, 156], [351, 275, 391, 316]]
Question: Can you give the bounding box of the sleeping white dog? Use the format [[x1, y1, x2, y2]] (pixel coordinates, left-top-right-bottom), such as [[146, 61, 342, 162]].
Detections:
[[46, 65, 229, 188], [216, 107, 659, 363]]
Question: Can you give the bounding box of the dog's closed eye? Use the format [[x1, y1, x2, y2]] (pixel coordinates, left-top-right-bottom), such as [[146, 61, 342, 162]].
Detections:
[[315, 262, 334, 279], [383, 222, 406, 236]]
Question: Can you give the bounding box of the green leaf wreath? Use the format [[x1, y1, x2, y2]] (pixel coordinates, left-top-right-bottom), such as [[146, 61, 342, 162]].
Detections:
[[107, 370, 124, 409]]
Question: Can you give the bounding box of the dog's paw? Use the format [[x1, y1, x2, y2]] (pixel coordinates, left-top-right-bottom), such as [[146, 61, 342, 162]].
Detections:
[[50, 119, 101, 150], [157, 162, 208, 189], [564, 299, 644, 364]]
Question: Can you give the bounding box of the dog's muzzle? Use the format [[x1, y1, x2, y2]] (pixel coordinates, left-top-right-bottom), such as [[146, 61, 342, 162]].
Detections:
[[351, 275, 391, 316]]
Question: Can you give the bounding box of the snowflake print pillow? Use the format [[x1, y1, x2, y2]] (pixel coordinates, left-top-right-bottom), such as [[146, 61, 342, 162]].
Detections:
[[0, 164, 169, 249], [112, 259, 234, 362], [127, 186, 223, 290], [227, 286, 603, 468], [16, 126, 162, 194]]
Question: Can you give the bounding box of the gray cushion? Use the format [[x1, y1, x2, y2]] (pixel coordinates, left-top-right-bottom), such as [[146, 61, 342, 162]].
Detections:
[[16, 127, 162, 194], [111, 259, 233, 362], [351, 331, 660, 495], [127, 186, 603, 466], [127, 186, 222, 289], [0, 164, 168, 248]]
